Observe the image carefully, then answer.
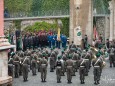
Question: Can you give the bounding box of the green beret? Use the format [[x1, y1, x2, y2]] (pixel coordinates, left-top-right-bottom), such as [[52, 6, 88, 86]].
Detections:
[[96, 53, 100, 57], [58, 56, 61, 59], [68, 54, 72, 59], [42, 54, 46, 57], [61, 50, 64, 53]]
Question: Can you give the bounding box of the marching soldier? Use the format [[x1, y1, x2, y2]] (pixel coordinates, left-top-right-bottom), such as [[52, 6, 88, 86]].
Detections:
[[79, 58, 87, 84], [109, 46, 115, 67], [55, 56, 62, 83], [22, 56, 30, 82], [8, 55, 14, 77], [14, 55, 20, 78], [72, 51, 80, 75], [92, 53, 103, 85], [66, 55, 73, 83], [49, 52, 56, 72], [40, 55, 48, 82], [31, 55, 37, 75]]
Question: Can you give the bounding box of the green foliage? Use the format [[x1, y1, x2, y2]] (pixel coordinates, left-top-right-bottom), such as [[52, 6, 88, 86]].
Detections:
[[5, 0, 33, 13], [13, 20, 22, 30], [24, 21, 58, 32], [61, 18, 69, 37], [93, 0, 110, 14]]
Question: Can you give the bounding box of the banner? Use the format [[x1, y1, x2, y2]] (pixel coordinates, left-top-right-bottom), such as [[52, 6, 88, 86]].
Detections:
[[57, 27, 61, 41], [74, 26, 82, 45]]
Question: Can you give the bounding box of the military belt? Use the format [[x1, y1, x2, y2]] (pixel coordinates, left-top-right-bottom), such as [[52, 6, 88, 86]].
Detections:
[[67, 66, 72, 68], [94, 66, 100, 68], [80, 66, 85, 67], [14, 61, 19, 63], [84, 59, 89, 61], [41, 64, 46, 66]]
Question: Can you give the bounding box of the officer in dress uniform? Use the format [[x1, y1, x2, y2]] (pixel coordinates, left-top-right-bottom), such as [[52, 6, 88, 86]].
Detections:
[[92, 53, 103, 85], [40, 55, 48, 82], [55, 56, 62, 83], [66, 55, 74, 83]]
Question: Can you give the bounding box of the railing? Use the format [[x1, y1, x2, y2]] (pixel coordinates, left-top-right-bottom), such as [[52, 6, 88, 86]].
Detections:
[[4, 10, 70, 18]]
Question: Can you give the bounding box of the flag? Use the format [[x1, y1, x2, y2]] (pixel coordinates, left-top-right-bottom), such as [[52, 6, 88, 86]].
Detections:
[[57, 27, 61, 41], [93, 26, 98, 40]]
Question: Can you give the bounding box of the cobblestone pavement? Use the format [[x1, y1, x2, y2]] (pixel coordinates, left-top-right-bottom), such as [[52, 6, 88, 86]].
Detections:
[[13, 49, 115, 86]]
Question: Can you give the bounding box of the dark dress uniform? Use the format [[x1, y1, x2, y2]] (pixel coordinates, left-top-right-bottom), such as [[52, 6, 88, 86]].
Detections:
[[79, 59, 87, 84], [22, 56, 30, 82], [92, 58, 103, 85]]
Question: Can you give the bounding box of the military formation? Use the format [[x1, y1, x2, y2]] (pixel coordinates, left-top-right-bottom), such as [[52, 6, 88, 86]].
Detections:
[[21, 31, 67, 51], [8, 39, 115, 85]]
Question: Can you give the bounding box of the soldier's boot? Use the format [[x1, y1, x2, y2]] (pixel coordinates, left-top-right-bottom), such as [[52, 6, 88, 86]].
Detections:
[[44, 79, 46, 82], [80, 80, 82, 84], [110, 62, 112, 68], [41, 79, 44, 82], [59, 79, 61, 83], [94, 81, 97, 85], [82, 80, 85, 84], [97, 80, 100, 84]]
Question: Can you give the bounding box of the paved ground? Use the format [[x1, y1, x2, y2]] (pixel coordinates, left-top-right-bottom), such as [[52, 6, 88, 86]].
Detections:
[[13, 60, 115, 86], [13, 48, 115, 86]]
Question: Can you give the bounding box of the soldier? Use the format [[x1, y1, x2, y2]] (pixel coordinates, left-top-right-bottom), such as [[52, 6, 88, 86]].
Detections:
[[22, 56, 30, 82], [14, 55, 20, 78], [40, 55, 48, 82], [79, 58, 87, 84], [55, 56, 62, 83], [72, 51, 80, 74], [92, 53, 103, 85], [69, 41, 76, 49], [31, 55, 37, 75], [66, 55, 73, 83], [8, 54, 14, 77], [109, 46, 115, 67], [49, 51, 56, 72]]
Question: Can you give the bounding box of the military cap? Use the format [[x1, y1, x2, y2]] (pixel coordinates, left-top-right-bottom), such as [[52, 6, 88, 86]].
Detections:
[[58, 56, 61, 59], [96, 53, 100, 57]]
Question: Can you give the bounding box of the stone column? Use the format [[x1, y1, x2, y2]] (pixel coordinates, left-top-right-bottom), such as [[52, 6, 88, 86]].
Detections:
[[0, 0, 15, 85], [105, 16, 110, 41], [69, 0, 76, 43], [70, 0, 93, 45], [109, 0, 114, 41], [0, 0, 4, 36], [114, 0, 115, 39]]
